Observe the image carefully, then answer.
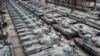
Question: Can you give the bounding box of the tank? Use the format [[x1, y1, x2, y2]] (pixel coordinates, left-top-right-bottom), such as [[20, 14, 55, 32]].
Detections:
[[74, 33, 100, 56], [53, 17, 79, 39], [27, 41, 80, 56]]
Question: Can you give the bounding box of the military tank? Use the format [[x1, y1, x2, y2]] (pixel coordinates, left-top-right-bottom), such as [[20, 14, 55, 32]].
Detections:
[[27, 41, 81, 56], [74, 33, 100, 56]]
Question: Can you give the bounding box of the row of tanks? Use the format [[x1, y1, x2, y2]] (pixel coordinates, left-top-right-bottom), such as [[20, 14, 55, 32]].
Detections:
[[0, 1, 11, 55], [17, 1, 100, 56], [7, 0, 82, 56]]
